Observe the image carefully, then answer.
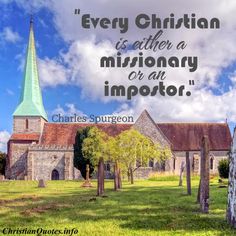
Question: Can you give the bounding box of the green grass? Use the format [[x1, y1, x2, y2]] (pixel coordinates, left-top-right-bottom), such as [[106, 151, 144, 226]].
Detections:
[[0, 176, 235, 236]]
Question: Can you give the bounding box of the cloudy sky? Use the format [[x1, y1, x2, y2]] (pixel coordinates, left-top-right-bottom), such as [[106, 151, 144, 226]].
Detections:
[[0, 0, 236, 151]]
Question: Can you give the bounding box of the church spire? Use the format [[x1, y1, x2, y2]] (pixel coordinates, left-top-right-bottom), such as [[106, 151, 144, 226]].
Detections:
[[13, 17, 47, 120]]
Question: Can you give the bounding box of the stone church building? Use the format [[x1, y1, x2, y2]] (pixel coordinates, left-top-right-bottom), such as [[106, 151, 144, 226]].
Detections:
[[6, 20, 232, 180]]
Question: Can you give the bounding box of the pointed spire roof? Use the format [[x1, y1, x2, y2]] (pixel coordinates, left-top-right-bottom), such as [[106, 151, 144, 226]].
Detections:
[[13, 17, 47, 120]]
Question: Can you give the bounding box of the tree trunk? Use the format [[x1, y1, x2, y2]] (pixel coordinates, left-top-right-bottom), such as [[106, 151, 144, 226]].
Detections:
[[130, 166, 134, 184], [97, 162, 101, 196], [186, 151, 191, 195], [97, 158, 104, 196], [114, 161, 119, 191], [101, 158, 104, 194], [127, 170, 130, 182], [118, 167, 122, 189], [199, 136, 210, 213], [197, 179, 201, 203], [227, 131, 236, 227], [179, 161, 185, 186]]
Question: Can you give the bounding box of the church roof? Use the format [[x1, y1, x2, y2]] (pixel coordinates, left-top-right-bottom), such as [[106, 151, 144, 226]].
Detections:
[[158, 123, 231, 151], [40, 123, 132, 145], [37, 122, 231, 151], [13, 18, 47, 120], [10, 133, 40, 141]]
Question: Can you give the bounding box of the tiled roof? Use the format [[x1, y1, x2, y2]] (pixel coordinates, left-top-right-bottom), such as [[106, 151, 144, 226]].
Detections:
[[9, 122, 231, 152], [40, 123, 132, 145], [157, 123, 231, 151], [10, 133, 40, 141]]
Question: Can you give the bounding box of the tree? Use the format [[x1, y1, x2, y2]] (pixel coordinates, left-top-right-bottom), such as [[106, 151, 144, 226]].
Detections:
[[116, 128, 171, 184], [74, 127, 95, 179], [218, 159, 229, 179], [106, 136, 123, 191], [0, 152, 6, 175], [82, 127, 108, 196]]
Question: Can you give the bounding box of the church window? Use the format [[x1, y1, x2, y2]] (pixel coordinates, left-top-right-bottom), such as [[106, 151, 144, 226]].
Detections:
[[26, 119, 29, 129], [149, 159, 154, 168], [210, 156, 214, 170], [105, 163, 110, 172], [173, 158, 176, 170]]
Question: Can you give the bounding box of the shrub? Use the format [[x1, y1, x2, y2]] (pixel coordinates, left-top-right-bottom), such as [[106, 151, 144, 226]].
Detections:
[[74, 127, 95, 179], [0, 152, 6, 175], [218, 159, 229, 179]]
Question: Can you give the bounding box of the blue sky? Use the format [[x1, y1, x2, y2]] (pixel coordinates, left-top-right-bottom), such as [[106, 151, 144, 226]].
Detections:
[[0, 0, 236, 151], [0, 2, 123, 133]]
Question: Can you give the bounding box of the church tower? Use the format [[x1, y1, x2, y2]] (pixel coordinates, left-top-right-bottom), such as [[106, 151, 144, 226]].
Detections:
[[6, 18, 48, 179], [13, 17, 47, 133]]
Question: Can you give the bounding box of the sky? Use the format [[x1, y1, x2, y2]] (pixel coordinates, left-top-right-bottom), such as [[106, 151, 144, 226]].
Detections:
[[0, 0, 236, 151]]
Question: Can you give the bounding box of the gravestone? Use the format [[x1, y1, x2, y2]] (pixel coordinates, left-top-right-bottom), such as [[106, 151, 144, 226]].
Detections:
[[227, 128, 236, 227], [186, 151, 191, 195], [82, 164, 92, 187], [38, 179, 46, 188], [179, 161, 185, 186], [0, 175, 5, 181], [199, 135, 210, 213]]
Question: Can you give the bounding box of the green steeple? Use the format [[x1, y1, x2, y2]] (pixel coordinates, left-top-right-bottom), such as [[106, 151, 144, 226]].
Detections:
[[13, 17, 48, 120]]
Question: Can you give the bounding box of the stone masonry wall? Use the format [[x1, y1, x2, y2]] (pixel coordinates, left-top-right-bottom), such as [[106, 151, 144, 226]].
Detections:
[[173, 151, 228, 175], [13, 116, 46, 133], [7, 141, 31, 180], [133, 110, 170, 147], [28, 145, 75, 180]]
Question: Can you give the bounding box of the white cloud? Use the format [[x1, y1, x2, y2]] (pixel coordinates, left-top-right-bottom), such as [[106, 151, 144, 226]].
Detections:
[[3, 0, 236, 124], [38, 57, 69, 87], [0, 27, 21, 43], [0, 0, 52, 12], [51, 103, 86, 117], [48, 0, 236, 123], [0, 131, 10, 152]]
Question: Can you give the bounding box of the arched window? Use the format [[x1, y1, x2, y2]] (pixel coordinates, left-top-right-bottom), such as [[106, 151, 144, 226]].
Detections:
[[149, 159, 154, 168], [106, 163, 110, 172], [210, 156, 214, 170], [26, 119, 29, 130]]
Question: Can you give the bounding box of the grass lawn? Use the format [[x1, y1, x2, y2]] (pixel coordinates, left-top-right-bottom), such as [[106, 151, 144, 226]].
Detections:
[[0, 176, 235, 236]]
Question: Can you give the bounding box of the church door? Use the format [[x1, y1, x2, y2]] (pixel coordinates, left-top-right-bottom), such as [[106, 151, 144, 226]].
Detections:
[[51, 169, 59, 180]]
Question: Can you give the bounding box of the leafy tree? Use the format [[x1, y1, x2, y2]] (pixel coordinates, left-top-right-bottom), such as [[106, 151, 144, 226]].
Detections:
[[0, 152, 6, 175], [82, 127, 109, 196], [74, 127, 95, 179], [218, 159, 229, 179], [117, 129, 171, 184]]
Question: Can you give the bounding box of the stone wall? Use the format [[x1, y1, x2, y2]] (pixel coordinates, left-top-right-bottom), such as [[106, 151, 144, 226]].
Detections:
[[13, 116, 46, 133], [134, 167, 154, 179], [28, 145, 77, 180], [133, 110, 170, 147], [6, 141, 31, 180], [172, 150, 228, 175]]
